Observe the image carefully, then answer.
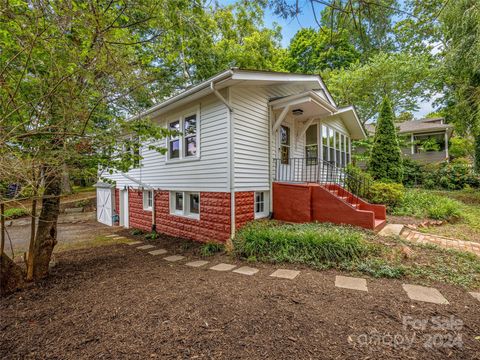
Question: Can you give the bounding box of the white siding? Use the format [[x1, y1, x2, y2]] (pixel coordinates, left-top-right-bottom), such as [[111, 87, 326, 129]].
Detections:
[[101, 94, 230, 191]]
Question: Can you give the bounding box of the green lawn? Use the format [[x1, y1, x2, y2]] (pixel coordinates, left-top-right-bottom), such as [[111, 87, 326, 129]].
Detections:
[[234, 220, 480, 289]]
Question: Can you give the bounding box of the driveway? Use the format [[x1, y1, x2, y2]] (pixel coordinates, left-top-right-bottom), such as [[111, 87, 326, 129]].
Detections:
[[3, 212, 114, 257]]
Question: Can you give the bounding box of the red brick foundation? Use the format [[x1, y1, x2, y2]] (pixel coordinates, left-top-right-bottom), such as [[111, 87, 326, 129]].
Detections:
[[128, 190, 153, 232], [154, 191, 231, 243], [235, 192, 255, 229]]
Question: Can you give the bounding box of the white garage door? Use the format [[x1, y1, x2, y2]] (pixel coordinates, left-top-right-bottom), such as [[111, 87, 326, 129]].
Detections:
[[96, 187, 114, 226]]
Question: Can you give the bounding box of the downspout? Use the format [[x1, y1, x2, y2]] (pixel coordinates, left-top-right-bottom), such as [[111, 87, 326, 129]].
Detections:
[[210, 82, 235, 243], [119, 172, 157, 232]]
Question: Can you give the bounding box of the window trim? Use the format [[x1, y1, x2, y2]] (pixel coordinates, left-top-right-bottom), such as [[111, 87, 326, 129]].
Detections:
[[143, 190, 153, 211], [166, 106, 200, 163], [169, 191, 200, 219], [254, 191, 269, 219]]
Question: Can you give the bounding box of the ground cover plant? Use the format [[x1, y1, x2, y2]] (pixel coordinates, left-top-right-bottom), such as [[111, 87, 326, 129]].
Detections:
[[234, 220, 480, 288]]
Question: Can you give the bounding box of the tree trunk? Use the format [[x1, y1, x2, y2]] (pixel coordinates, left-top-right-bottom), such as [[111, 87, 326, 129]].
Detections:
[[33, 171, 62, 280], [61, 163, 72, 194], [0, 253, 25, 296]]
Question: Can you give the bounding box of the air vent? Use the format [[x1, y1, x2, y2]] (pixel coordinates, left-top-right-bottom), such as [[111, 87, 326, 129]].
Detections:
[[292, 108, 303, 116]]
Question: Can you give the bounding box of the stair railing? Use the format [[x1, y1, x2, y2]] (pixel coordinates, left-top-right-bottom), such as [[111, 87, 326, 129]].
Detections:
[[273, 158, 372, 208]]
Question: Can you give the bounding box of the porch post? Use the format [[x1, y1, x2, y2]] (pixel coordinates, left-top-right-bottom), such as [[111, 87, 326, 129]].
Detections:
[[411, 133, 414, 155], [445, 131, 449, 161]]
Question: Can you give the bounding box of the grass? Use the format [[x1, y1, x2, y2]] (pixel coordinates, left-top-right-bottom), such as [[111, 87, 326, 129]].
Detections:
[[200, 242, 225, 256], [234, 221, 377, 267], [4, 207, 29, 219], [234, 220, 480, 288], [390, 189, 463, 221]]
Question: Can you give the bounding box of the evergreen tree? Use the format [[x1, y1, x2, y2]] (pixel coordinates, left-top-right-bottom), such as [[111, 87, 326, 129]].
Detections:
[[368, 97, 404, 182]]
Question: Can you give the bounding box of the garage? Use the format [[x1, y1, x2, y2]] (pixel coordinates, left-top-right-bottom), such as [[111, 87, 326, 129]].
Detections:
[[95, 182, 114, 226]]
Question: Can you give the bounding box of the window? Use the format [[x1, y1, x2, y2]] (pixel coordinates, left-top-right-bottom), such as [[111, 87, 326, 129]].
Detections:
[[305, 124, 318, 165], [335, 131, 341, 167], [321, 125, 328, 161], [143, 190, 153, 211], [255, 191, 269, 219], [280, 125, 290, 165], [168, 120, 180, 159], [167, 110, 199, 161], [170, 191, 200, 219]]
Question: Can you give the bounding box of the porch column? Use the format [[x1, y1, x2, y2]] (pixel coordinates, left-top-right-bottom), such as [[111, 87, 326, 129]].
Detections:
[[411, 133, 414, 155], [445, 132, 449, 161]]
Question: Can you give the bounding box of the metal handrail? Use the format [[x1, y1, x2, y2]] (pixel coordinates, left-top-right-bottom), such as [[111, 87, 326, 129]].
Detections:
[[273, 158, 372, 208]]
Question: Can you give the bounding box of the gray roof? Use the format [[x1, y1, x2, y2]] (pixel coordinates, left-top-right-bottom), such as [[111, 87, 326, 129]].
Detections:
[[365, 118, 453, 135]]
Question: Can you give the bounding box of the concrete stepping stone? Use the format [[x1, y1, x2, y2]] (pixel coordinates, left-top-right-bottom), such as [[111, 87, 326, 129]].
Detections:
[[469, 292, 480, 302], [186, 260, 209, 268], [378, 224, 404, 237], [148, 249, 168, 256], [137, 244, 155, 250], [127, 241, 143, 246], [163, 255, 185, 262], [233, 266, 258, 276], [105, 234, 119, 238], [402, 284, 449, 304], [270, 269, 300, 280], [335, 275, 368, 292], [210, 263, 236, 271]]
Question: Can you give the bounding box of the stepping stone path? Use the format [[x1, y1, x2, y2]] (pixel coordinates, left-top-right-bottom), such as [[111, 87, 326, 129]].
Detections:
[[378, 224, 404, 237], [186, 260, 210, 268], [163, 255, 185, 262], [402, 284, 449, 304], [401, 228, 480, 257], [105, 234, 119, 238], [137, 244, 155, 250], [270, 269, 300, 280], [148, 249, 168, 256], [210, 263, 236, 271], [335, 275, 368, 292], [233, 266, 259, 276], [127, 241, 143, 246], [469, 292, 480, 302]]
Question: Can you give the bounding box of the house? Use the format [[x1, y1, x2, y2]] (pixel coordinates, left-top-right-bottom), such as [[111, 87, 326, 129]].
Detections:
[[96, 69, 386, 243], [364, 117, 453, 164]]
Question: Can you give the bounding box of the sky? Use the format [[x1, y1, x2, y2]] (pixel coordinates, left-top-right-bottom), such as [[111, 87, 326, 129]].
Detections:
[[219, 0, 435, 118]]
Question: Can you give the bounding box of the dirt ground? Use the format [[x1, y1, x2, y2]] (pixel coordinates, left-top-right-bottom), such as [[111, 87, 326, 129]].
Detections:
[[1, 230, 479, 359]]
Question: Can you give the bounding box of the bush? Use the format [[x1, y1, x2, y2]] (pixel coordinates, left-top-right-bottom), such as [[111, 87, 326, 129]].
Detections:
[[234, 221, 375, 266], [200, 242, 224, 256], [423, 161, 480, 190], [391, 190, 463, 221], [368, 182, 404, 208], [4, 207, 29, 219], [402, 157, 425, 187]]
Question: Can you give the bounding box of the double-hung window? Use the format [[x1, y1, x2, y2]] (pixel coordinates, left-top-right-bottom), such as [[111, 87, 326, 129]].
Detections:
[[143, 190, 153, 211], [167, 110, 199, 161], [280, 125, 290, 165], [305, 124, 318, 165], [170, 191, 200, 219]]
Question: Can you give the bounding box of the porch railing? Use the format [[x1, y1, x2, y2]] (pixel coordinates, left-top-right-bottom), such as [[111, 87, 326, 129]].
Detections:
[[273, 158, 372, 207]]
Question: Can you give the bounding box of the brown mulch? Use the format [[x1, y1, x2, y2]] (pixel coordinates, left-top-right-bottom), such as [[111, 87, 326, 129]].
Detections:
[[1, 234, 479, 359]]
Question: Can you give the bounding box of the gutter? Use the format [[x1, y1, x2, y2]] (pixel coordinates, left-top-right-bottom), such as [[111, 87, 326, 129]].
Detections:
[[210, 81, 236, 243]]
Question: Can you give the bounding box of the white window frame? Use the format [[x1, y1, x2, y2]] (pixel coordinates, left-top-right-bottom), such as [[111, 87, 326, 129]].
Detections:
[[170, 191, 200, 219], [254, 191, 269, 219], [279, 124, 291, 165], [143, 190, 153, 211], [166, 106, 200, 163]]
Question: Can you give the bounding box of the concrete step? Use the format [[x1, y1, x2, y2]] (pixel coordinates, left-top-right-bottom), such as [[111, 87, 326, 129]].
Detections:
[[374, 219, 387, 232]]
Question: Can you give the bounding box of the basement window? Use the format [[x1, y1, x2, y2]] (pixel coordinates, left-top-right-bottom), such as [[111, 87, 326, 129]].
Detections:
[[255, 191, 269, 219], [143, 190, 153, 211], [170, 191, 200, 219]]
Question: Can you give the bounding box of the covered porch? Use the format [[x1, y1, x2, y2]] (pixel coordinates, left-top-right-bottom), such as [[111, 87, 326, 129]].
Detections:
[[269, 91, 367, 183]]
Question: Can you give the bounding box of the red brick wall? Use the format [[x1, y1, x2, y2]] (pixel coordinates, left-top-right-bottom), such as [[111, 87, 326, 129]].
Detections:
[[128, 190, 153, 232], [154, 191, 231, 243], [235, 192, 255, 230], [114, 189, 119, 214]]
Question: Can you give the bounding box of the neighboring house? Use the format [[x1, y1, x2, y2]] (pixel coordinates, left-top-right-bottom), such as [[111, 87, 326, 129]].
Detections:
[[96, 69, 386, 243], [364, 118, 454, 164]]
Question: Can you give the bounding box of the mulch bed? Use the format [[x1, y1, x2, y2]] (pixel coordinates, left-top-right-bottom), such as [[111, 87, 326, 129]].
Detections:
[[1, 232, 479, 359]]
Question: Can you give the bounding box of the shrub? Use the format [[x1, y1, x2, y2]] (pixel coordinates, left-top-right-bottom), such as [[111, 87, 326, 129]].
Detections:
[[391, 190, 463, 221], [4, 207, 28, 219], [423, 161, 480, 190], [368, 182, 404, 208], [200, 242, 224, 256], [449, 137, 474, 159], [145, 232, 159, 240], [368, 97, 404, 182], [131, 229, 144, 236], [234, 221, 375, 266], [401, 157, 425, 187]]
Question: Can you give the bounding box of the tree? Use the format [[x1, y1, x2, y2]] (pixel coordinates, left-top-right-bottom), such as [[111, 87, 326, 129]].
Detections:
[[369, 97, 404, 182], [323, 51, 435, 122], [282, 27, 360, 73], [396, 112, 414, 123]]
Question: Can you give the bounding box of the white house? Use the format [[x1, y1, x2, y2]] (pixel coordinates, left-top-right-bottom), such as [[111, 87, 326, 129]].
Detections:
[[96, 69, 385, 243]]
